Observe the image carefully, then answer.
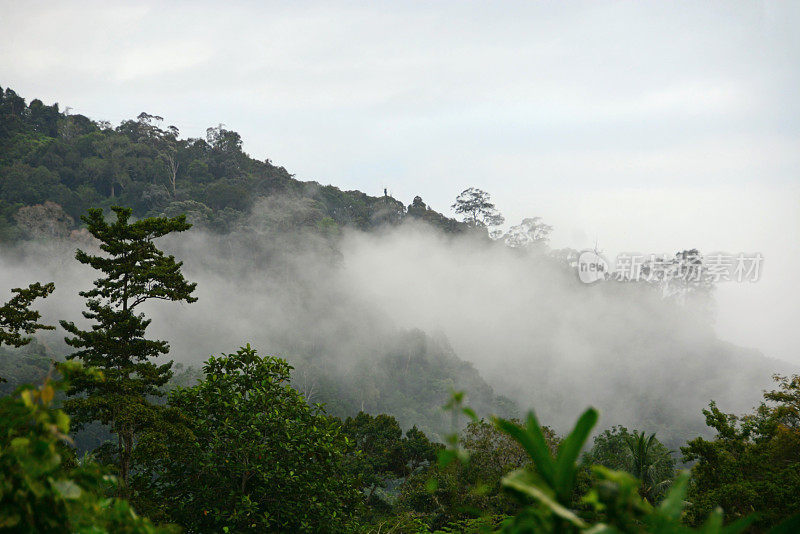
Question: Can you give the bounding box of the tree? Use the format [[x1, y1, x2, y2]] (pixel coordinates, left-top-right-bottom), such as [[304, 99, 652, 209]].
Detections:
[[0, 362, 177, 533], [139, 345, 359, 533], [624, 431, 674, 503], [13, 201, 74, 239], [0, 280, 54, 384], [402, 425, 440, 476], [341, 412, 439, 503], [407, 195, 467, 233], [681, 374, 800, 530], [205, 125, 244, 178], [159, 140, 180, 196], [206, 124, 242, 153], [442, 393, 800, 534], [640, 249, 716, 305], [94, 135, 134, 198], [59, 206, 197, 493], [583, 426, 675, 503], [129, 113, 183, 195], [503, 217, 553, 249], [462, 419, 560, 498], [451, 187, 505, 229], [342, 412, 405, 502], [0, 282, 54, 349], [396, 417, 558, 529]]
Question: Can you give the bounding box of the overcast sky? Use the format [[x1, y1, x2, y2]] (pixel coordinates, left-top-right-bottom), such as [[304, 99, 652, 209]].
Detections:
[[1, 0, 799, 364]]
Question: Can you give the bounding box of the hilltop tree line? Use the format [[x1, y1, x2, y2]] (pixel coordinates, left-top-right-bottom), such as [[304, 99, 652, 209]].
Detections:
[[0, 86, 477, 240], [0, 85, 565, 249], [0, 85, 714, 292]]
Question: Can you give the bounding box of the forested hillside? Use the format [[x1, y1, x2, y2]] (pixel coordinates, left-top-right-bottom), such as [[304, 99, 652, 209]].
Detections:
[[1, 86, 799, 533], [0, 85, 463, 240], [0, 85, 513, 441]]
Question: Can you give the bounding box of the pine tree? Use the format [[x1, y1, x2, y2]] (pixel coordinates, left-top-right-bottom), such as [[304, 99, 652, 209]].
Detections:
[[60, 206, 197, 492], [0, 281, 54, 383], [0, 282, 55, 348]]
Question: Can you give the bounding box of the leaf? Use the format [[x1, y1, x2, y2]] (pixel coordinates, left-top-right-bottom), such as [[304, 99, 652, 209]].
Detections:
[[720, 515, 757, 534], [425, 478, 439, 493], [658, 470, 690, 519], [0, 513, 21, 528], [502, 469, 588, 528], [495, 415, 555, 486], [55, 411, 70, 433], [701, 508, 724, 533], [438, 448, 457, 468], [554, 407, 598, 500], [766, 512, 800, 534], [53, 479, 82, 500], [40, 384, 55, 405], [10, 437, 30, 449], [462, 407, 478, 422]]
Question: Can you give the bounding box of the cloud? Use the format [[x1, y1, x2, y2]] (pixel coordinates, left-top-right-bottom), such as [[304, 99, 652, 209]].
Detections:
[[0, 212, 791, 442]]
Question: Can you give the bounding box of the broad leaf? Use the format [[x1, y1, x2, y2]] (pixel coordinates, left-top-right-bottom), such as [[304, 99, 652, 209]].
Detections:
[[554, 407, 598, 500]]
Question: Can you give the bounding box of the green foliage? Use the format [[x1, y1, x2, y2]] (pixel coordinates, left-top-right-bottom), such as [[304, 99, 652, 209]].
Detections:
[[0, 86, 466, 238], [59, 206, 197, 490], [583, 426, 676, 503], [496, 407, 597, 531], [681, 374, 800, 531], [623, 432, 674, 503], [0, 280, 54, 384], [394, 393, 558, 531], [438, 392, 800, 533], [2, 85, 800, 533], [137, 344, 360, 533], [0, 281, 54, 349], [293, 329, 518, 441], [342, 412, 439, 503], [0, 340, 56, 396], [0, 361, 176, 533]]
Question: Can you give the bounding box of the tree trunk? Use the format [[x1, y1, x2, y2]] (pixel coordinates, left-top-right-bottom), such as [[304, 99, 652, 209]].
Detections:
[[119, 426, 133, 496], [170, 160, 179, 195], [117, 431, 124, 493]]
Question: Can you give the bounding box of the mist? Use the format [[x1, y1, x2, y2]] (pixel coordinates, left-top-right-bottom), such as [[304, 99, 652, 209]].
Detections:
[[0, 198, 791, 446]]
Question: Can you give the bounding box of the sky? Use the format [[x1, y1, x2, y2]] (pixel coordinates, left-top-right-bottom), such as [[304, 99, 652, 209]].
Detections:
[[1, 0, 799, 364]]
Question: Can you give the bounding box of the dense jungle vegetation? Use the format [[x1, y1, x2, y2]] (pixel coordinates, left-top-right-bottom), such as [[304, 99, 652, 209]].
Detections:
[[1, 87, 799, 533]]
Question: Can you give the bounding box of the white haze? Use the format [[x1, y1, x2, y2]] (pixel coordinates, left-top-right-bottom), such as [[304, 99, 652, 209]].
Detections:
[[1, 205, 793, 442]]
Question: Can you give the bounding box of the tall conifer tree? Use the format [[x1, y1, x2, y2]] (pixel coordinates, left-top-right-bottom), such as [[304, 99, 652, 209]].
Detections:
[[61, 206, 196, 491]]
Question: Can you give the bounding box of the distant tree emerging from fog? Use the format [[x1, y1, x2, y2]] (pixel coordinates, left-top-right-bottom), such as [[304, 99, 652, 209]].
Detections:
[[503, 217, 553, 249], [452, 187, 505, 229]]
